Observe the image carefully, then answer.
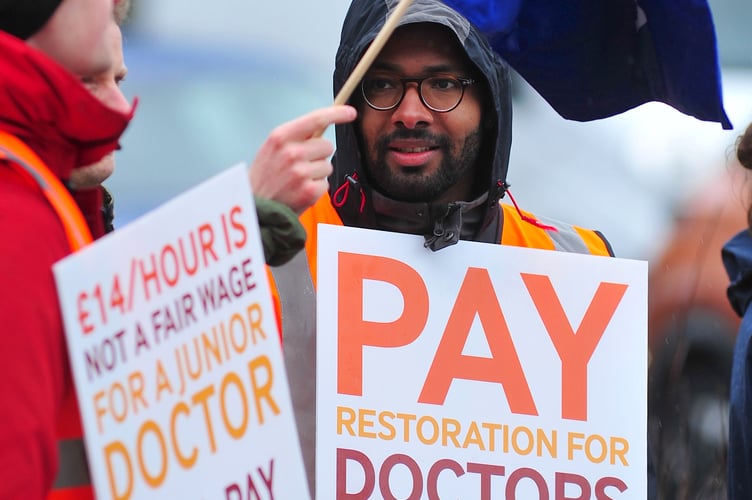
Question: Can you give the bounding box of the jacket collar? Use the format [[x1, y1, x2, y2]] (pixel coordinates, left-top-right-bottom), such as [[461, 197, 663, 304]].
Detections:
[[374, 189, 492, 248]]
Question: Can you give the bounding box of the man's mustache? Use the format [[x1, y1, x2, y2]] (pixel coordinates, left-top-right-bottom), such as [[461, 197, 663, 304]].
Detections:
[[377, 130, 450, 152]]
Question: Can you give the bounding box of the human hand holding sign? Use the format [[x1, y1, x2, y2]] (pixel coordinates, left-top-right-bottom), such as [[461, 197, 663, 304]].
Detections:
[[248, 105, 357, 214]]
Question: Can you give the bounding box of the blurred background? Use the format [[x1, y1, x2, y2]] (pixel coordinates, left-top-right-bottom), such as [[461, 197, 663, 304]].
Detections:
[[112, 1, 751, 497]]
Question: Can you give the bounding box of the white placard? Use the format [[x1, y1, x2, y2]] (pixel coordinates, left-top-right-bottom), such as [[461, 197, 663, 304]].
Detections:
[[54, 164, 308, 500], [316, 224, 647, 499]]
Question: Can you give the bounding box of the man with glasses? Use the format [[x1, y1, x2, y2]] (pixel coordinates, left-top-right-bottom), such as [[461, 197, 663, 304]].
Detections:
[[272, 0, 628, 493], [303, 1, 616, 256], [279, 0, 614, 278]]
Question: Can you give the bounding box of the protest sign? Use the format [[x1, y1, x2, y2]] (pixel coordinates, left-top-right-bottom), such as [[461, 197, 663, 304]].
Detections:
[[54, 164, 308, 500], [316, 224, 647, 499]]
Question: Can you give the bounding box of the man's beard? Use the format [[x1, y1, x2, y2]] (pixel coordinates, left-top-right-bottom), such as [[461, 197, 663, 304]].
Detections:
[[365, 128, 482, 203]]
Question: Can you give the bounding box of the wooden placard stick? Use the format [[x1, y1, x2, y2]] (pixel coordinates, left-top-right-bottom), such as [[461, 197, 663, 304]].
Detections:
[[314, 0, 415, 137]]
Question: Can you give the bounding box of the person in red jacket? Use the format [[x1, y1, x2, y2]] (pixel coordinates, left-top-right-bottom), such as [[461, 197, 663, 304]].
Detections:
[[0, 1, 355, 498], [0, 1, 133, 498]]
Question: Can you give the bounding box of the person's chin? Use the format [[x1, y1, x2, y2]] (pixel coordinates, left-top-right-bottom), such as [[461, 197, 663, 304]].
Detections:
[[69, 158, 115, 190]]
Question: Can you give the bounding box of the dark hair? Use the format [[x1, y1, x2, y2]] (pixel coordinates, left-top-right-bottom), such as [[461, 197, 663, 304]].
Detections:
[[738, 122, 752, 171], [736, 123, 752, 229]]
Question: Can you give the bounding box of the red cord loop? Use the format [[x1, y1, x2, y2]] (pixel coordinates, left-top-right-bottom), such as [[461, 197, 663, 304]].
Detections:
[[332, 178, 350, 208], [502, 183, 558, 232], [332, 173, 366, 213]]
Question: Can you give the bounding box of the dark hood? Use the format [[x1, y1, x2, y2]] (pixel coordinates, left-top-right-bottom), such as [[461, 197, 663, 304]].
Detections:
[[723, 229, 752, 318], [330, 0, 512, 250]]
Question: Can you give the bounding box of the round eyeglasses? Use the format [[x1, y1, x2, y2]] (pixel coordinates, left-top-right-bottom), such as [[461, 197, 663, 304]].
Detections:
[[361, 75, 476, 113]]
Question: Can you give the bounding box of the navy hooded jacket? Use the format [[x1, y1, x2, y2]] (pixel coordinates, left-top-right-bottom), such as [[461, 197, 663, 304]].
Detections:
[[723, 229, 752, 498]]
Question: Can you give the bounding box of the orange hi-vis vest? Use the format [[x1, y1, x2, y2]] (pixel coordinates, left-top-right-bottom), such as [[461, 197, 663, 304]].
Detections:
[[0, 131, 94, 500], [295, 191, 612, 288], [269, 192, 613, 492]]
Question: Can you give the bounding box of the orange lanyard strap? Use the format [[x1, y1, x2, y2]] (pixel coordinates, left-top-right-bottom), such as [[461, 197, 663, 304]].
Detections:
[[0, 130, 93, 252]]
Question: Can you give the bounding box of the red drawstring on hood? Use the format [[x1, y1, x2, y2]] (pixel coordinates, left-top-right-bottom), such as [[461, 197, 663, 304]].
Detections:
[[499, 181, 558, 232], [333, 172, 366, 213]]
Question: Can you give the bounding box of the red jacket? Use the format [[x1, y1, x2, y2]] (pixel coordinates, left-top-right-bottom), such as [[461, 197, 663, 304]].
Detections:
[[0, 32, 131, 499]]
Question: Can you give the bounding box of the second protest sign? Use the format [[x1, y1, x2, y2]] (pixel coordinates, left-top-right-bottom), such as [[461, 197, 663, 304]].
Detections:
[[316, 224, 647, 499]]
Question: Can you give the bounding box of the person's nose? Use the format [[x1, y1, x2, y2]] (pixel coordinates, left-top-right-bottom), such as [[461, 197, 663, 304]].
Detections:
[[104, 83, 131, 115], [391, 82, 432, 129]]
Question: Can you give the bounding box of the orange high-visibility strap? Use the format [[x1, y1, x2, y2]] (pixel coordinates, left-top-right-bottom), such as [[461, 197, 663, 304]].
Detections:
[[0, 130, 95, 496], [0, 130, 93, 252]]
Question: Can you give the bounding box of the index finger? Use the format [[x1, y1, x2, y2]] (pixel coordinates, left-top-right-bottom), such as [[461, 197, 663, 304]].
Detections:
[[274, 105, 357, 141]]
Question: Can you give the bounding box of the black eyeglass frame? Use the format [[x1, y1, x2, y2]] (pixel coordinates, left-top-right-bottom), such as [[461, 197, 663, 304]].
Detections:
[[360, 75, 477, 113]]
